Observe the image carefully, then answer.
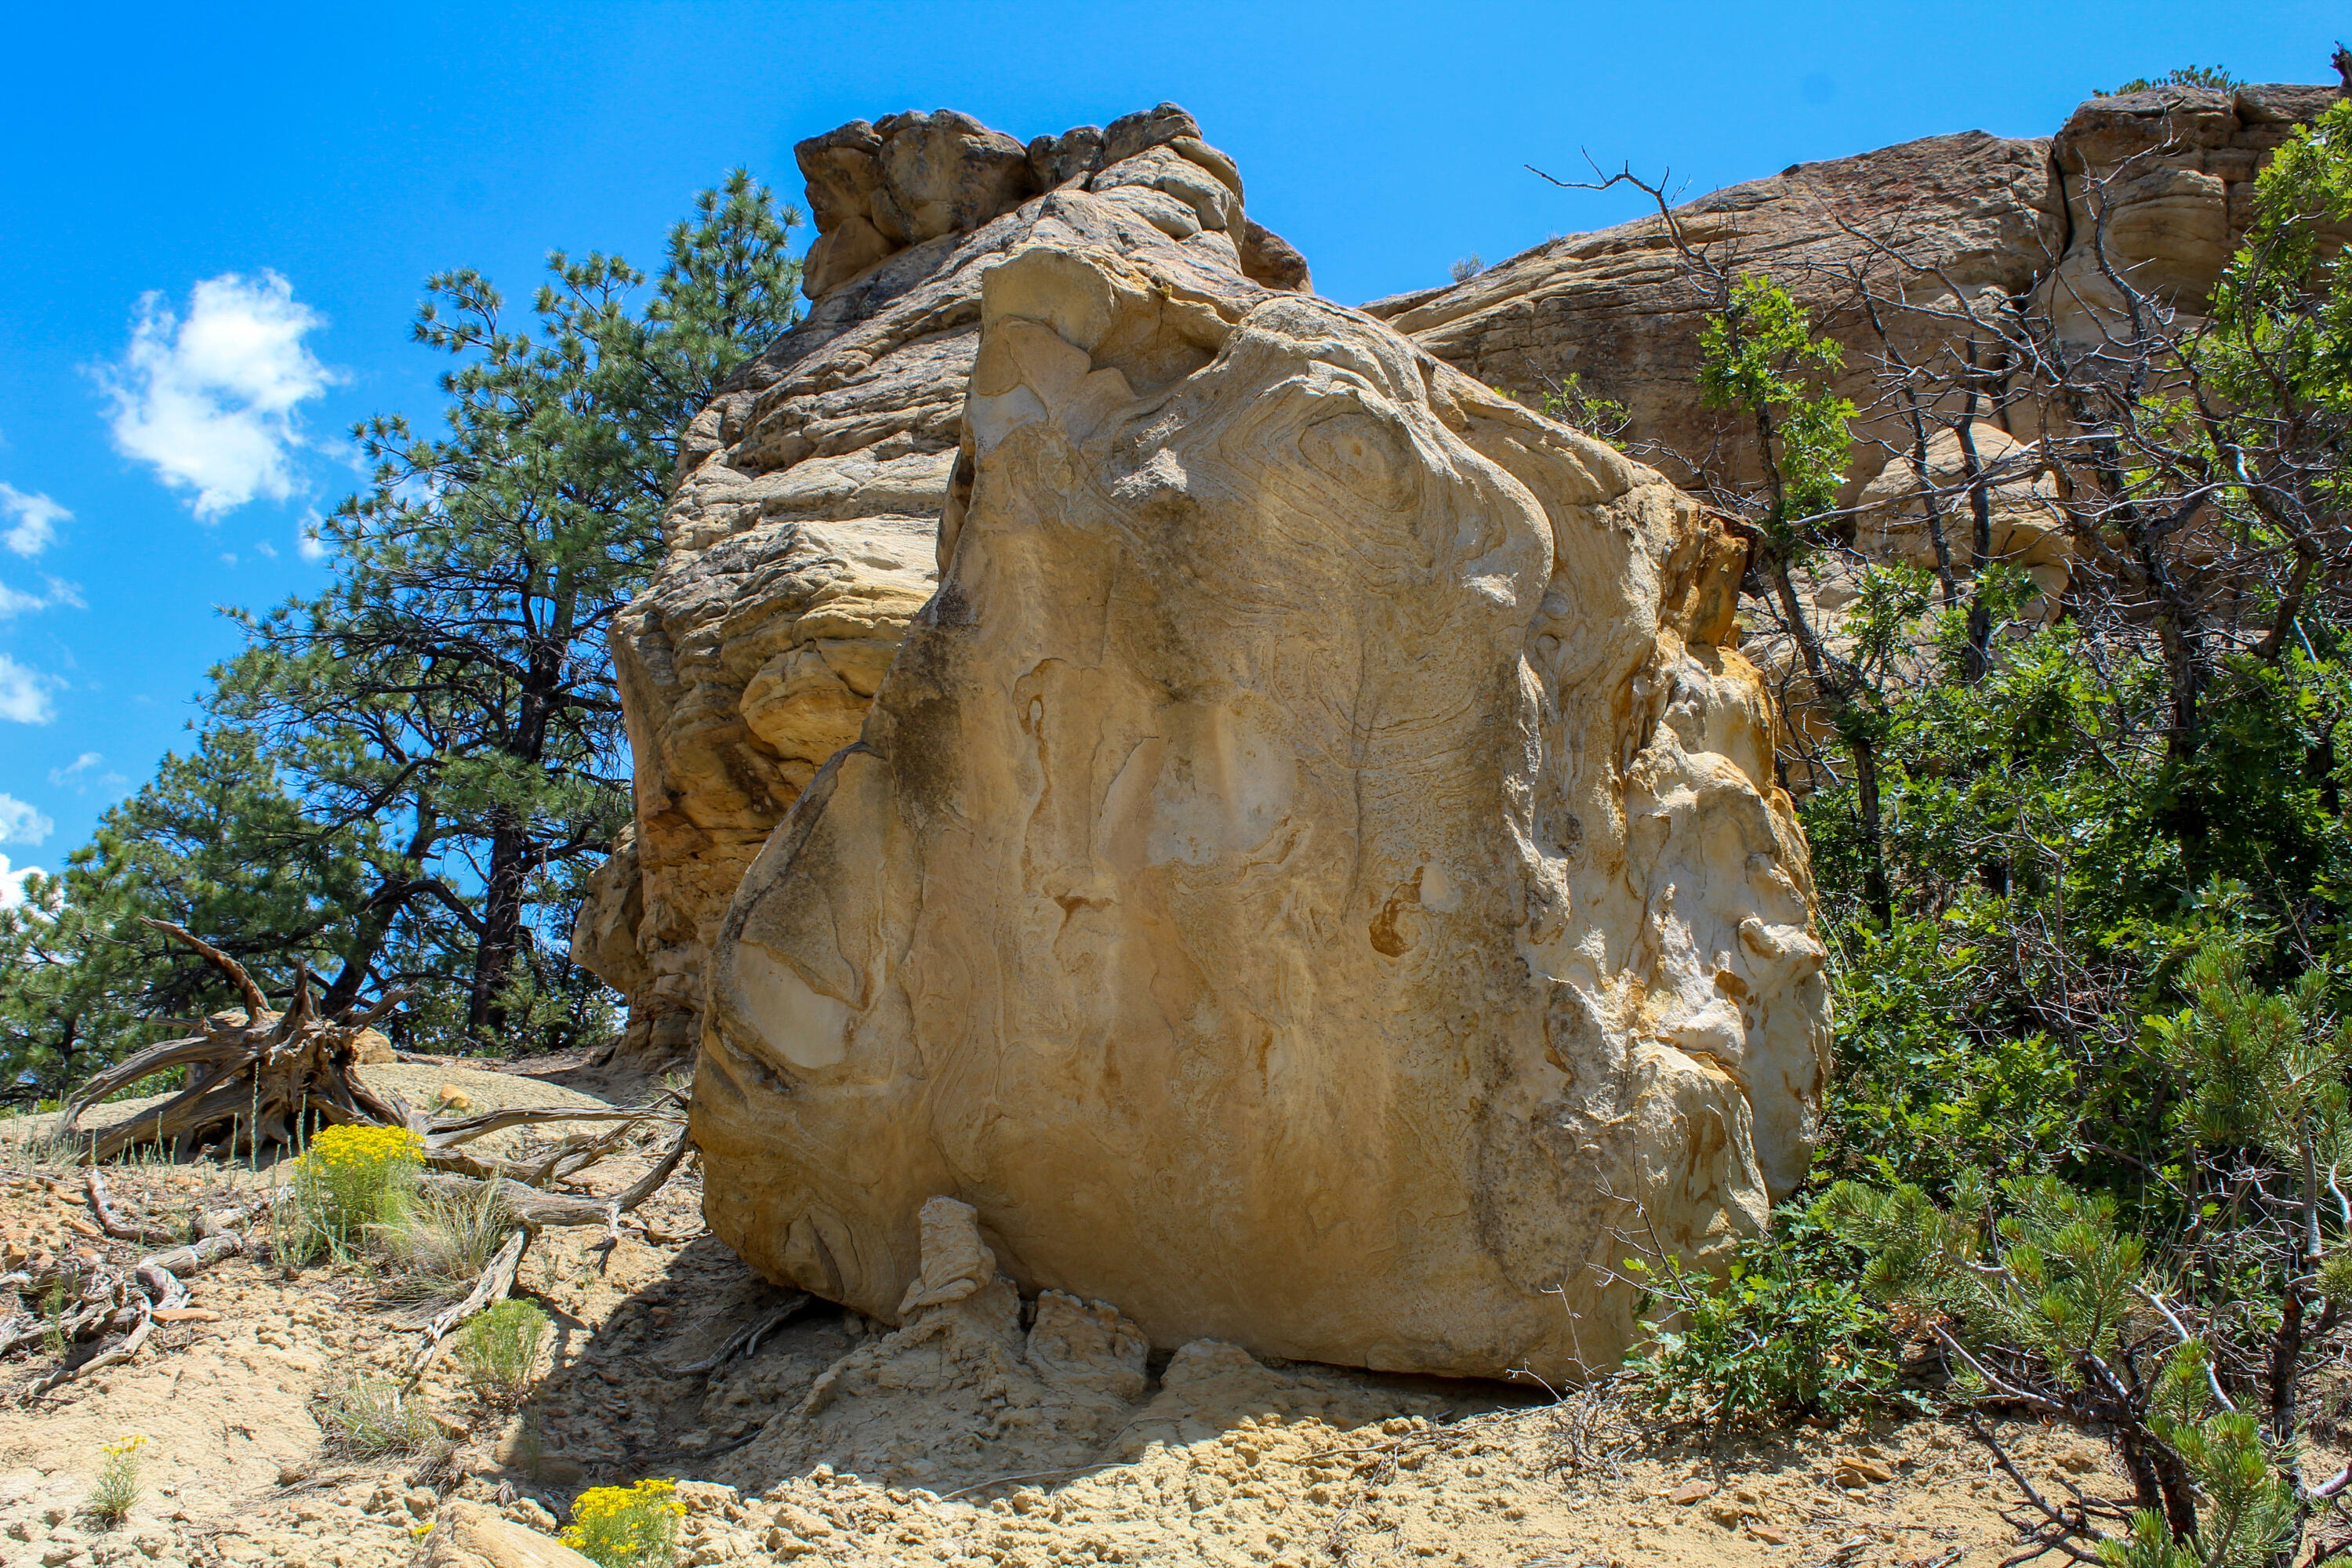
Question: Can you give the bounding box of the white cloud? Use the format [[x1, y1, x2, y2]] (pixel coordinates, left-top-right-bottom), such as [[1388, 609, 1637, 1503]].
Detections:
[[0, 484, 65, 557], [254, 539, 278, 560], [49, 752, 125, 798], [0, 575, 82, 619], [0, 793, 51, 846], [297, 511, 328, 561], [220, 552, 238, 567], [0, 654, 57, 724], [100, 270, 341, 519], [0, 853, 45, 912]]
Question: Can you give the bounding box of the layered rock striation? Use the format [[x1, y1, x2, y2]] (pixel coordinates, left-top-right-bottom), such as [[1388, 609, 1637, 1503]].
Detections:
[[1372, 81, 2339, 491], [583, 105, 1306, 1061], [681, 127, 1828, 1377]]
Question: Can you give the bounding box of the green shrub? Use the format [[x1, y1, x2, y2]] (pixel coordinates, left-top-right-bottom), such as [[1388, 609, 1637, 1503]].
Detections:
[[455, 1298, 550, 1405], [1618, 1240, 1900, 1429]]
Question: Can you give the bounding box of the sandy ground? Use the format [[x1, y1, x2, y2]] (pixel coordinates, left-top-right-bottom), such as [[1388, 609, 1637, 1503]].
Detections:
[[1, 1062, 636, 1167], [0, 1060, 2182, 1568]]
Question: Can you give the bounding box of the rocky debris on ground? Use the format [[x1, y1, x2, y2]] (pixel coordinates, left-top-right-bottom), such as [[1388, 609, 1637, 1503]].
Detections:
[[2, 1078, 2328, 1567]]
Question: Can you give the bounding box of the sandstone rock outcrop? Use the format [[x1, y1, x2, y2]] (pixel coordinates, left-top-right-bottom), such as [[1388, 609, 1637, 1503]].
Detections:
[[1364, 79, 2337, 767], [686, 167, 1828, 1378], [2041, 82, 2341, 340], [1369, 130, 2060, 488], [583, 106, 1311, 1061], [1374, 82, 2336, 493]]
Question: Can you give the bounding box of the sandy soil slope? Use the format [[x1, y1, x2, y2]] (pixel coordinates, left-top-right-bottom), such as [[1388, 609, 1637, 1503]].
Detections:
[[0, 1060, 2145, 1568]]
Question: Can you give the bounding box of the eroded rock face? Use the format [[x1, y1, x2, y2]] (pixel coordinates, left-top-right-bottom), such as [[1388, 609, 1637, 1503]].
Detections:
[[2042, 83, 2343, 339], [691, 230, 1828, 1379], [1376, 82, 2339, 488], [587, 105, 1311, 1062], [1366, 130, 2062, 492]]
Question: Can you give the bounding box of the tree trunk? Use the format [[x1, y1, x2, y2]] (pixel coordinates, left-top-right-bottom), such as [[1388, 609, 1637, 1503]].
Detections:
[[466, 813, 532, 1042], [1955, 353, 1996, 683], [466, 602, 571, 1045]]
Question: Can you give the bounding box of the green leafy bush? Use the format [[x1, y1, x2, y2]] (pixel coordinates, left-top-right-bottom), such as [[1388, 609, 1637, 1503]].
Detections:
[[1618, 1241, 1900, 1429], [2098, 64, 2241, 96]]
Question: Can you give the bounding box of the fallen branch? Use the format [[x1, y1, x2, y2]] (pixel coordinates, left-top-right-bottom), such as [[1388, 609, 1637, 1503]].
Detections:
[[195, 1188, 287, 1240], [664, 1295, 811, 1376], [136, 1233, 244, 1279], [413, 1121, 694, 1229], [407, 1227, 528, 1380], [84, 1169, 175, 1246], [25, 1298, 153, 1399]]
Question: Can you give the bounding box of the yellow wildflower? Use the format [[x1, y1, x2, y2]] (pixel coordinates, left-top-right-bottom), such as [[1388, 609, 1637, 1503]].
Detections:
[[560, 1479, 686, 1566]]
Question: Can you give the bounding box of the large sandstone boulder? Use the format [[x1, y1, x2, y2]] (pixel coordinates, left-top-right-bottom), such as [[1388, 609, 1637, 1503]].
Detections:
[[593, 104, 1312, 1064], [691, 208, 1828, 1378]]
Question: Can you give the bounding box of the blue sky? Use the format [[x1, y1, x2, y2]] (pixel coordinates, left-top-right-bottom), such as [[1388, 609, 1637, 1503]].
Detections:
[[0, 0, 2337, 899]]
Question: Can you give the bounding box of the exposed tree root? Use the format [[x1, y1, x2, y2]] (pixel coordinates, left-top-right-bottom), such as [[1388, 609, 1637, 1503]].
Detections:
[[11, 1213, 256, 1399], [56, 920, 412, 1163], [27, 924, 700, 1398], [84, 1168, 174, 1246]]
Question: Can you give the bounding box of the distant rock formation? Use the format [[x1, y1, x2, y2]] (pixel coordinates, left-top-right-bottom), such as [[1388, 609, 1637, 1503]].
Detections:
[[1362, 78, 2339, 776], [1370, 82, 2340, 492]]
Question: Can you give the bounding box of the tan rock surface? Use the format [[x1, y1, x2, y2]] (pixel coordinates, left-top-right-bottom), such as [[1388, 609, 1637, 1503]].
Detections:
[[1377, 82, 2338, 485], [2042, 83, 2343, 339], [1367, 130, 2062, 493], [601, 105, 1312, 1064], [413, 1502, 597, 1568], [1849, 423, 2068, 609], [691, 227, 1827, 1379]]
